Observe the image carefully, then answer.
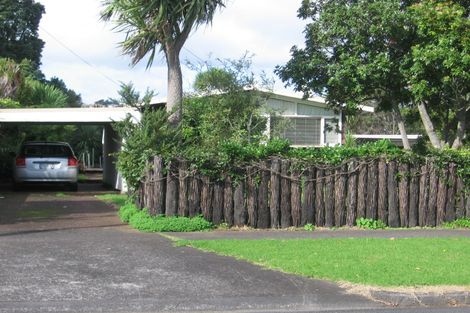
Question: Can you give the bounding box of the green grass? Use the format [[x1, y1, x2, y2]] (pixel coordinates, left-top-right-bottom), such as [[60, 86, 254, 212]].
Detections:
[[78, 173, 87, 182], [17, 208, 60, 219], [179, 238, 470, 287], [95, 193, 128, 207], [55, 192, 66, 198]]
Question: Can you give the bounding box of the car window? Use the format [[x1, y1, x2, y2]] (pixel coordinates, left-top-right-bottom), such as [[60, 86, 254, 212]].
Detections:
[[21, 145, 73, 158]]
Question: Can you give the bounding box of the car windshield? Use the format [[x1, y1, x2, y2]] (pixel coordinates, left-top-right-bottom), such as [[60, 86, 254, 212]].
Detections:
[[21, 144, 72, 158]]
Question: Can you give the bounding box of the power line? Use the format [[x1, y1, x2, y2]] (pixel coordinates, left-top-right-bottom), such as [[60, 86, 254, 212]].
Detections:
[[39, 26, 121, 87]]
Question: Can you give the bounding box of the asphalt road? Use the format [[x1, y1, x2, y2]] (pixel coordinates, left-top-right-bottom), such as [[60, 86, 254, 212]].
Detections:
[[0, 186, 468, 313]]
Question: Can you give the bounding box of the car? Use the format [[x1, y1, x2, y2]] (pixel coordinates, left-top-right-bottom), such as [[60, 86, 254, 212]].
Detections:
[[13, 141, 79, 191]]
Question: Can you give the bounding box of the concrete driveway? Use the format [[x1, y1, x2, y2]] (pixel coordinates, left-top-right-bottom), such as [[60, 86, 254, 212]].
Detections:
[[0, 185, 386, 313]]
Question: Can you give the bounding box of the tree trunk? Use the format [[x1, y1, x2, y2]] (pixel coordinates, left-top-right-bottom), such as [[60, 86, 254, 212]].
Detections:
[[392, 104, 411, 150], [452, 101, 467, 149], [417, 101, 442, 149], [166, 47, 183, 126]]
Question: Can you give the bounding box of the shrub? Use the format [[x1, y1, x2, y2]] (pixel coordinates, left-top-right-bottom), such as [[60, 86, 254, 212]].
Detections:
[[443, 217, 470, 229], [304, 223, 315, 231], [118, 203, 139, 223], [118, 204, 213, 232], [356, 218, 386, 230]]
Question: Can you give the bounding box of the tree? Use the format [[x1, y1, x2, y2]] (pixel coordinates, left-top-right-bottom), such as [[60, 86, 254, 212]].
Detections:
[[278, 0, 469, 149], [276, 0, 414, 149], [0, 0, 45, 67], [183, 56, 269, 152], [405, 0, 469, 148], [101, 0, 225, 125], [47, 77, 83, 107]]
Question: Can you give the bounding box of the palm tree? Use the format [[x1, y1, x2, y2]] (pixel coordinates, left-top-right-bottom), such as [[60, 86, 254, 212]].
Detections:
[[101, 0, 225, 125]]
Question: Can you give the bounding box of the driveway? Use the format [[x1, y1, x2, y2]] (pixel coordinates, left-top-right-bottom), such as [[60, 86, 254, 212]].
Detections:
[[0, 187, 463, 313]]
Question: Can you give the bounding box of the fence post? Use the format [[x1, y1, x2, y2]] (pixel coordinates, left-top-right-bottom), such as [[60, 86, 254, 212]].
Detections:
[[378, 159, 388, 224], [178, 160, 189, 217], [334, 164, 347, 227], [436, 166, 448, 226], [346, 161, 357, 227], [367, 160, 378, 220], [408, 163, 419, 227], [324, 168, 334, 227], [223, 175, 234, 226], [280, 160, 292, 228], [315, 168, 325, 226], [427, 164, 438, 226], [257, 161, 270, 228], [188, 176, 200, 217], [302, 167, 315, 226], [201, 176, 212, 221], [212, 181, 224, 225], [291, 167, 302, 227], [270, 158, 281, 228], [357, 162, 367, 220], [154, 156, 165, 215], [165, 160, 178, 216], [233, 180, 246, 227], [456, 176, 465, 219], [418, 163, 429, 226], [247, 166, 258, 228], [445, 163, 457, 222], [388, 160, 399, 227], [398, 162, 410, 227]]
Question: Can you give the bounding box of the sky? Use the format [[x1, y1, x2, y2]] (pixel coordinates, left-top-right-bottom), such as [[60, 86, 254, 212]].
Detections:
[[37, 0, 308, 104]]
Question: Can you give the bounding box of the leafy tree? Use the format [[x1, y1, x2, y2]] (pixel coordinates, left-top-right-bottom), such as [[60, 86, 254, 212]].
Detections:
[[112, 83, 179, 191], [183, 56, 269, 156], [277, 0, 469, 149], [405, 0, 469, 148], [101, 0, 225, 125], [47, 77, 83, 107], [0, 0, 45, 67], [276, 0, 414, 149]]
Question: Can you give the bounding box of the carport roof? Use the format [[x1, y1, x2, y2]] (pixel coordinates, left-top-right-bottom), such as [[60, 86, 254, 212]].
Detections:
[[0, 107, 141, 124]]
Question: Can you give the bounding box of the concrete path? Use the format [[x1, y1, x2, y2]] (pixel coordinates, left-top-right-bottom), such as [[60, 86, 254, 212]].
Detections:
[[0, 188, 381, 312], [170, 228, 470, 241]]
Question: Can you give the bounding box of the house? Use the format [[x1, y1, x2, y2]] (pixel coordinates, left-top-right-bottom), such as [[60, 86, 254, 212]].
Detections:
[[263, 92, 342, 147]]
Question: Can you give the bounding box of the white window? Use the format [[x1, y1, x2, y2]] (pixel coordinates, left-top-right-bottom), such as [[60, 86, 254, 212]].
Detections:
[[276, 117, 322, 146], [324, 118, 340, 145]]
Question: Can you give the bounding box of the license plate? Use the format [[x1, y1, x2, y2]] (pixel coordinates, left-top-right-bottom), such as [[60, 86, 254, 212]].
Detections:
[[40, 164, 55, 170]]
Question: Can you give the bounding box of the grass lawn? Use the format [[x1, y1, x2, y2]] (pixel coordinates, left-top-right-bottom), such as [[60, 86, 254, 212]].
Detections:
[[17, 208, 60, 219], [95, 194, 128, 207], [179, 238, 470, 287]]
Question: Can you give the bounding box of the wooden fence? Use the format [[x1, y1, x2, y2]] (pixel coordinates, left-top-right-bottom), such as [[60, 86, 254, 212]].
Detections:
[[136, 156, 469, 228]]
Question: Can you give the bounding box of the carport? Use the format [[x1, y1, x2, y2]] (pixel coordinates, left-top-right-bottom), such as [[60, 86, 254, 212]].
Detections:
[[0, 107, 141, 191]]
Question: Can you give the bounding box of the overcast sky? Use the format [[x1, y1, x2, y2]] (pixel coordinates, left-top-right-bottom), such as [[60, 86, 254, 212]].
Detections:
[[37, 0, 307, 104]]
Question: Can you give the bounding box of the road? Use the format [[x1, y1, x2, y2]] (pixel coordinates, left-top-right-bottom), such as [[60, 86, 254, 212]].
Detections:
[[0, 185, 468, 313]]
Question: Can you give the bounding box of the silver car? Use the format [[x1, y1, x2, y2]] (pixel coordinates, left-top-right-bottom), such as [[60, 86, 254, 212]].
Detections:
[[13, 141, 79, 191]]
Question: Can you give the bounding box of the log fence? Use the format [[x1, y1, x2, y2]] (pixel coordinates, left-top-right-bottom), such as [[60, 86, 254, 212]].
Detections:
[[136, 156, 469, 228]]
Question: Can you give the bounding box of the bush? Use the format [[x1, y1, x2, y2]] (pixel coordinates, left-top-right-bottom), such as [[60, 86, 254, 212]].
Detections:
[[118, 204, 213, 232], [356, 218, 386, 230], [443, 217, 470, 229], [118, 203, 139, 223]]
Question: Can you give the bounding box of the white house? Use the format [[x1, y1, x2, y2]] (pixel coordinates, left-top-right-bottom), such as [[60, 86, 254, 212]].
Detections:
[[263, 92, 342, 147]]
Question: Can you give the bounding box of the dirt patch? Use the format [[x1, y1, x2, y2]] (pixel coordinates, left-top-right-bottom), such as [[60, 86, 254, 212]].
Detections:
[[340, 282, 470, 307]]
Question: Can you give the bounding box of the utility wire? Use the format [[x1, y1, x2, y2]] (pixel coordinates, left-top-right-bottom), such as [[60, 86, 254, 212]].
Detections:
[[39, 26, 121, 87]]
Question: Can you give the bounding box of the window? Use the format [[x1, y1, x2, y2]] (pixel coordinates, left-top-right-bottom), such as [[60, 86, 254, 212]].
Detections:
[[276, 117, 322, 146], [324, 119, 339, 145]]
